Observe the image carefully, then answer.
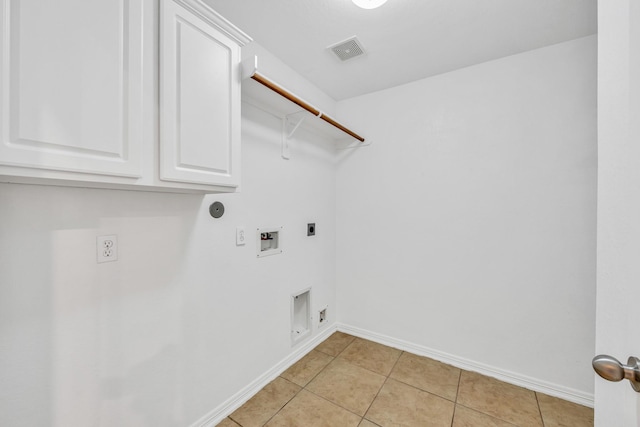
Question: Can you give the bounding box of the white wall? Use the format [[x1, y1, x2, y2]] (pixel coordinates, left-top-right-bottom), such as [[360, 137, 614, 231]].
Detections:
[[335, 36, 597, 399], [0, 48, 337, 426]]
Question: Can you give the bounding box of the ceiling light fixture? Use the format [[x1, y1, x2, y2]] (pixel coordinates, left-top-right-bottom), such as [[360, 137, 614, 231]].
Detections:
[[352, 0, 387, 9]]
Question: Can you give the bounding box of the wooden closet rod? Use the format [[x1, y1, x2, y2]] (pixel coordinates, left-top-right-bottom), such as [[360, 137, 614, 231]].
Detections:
[[242, 57, 365, 142]]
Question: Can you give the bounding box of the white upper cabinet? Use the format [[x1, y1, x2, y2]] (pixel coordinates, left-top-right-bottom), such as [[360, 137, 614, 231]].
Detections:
[[0, 0, 144, 178], [160, 0, 244, 188], [0, 0, 250, 193]]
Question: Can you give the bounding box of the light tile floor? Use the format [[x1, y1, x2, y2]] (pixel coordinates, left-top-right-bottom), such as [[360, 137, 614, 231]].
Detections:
[[218, 332, 593, 427]]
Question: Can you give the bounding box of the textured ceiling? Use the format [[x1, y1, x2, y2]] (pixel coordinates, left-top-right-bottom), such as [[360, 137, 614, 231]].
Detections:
[[205, 0, 597, 101]]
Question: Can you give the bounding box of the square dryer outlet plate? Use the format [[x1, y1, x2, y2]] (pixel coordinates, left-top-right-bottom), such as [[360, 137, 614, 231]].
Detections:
[[318, 306, 328, 327]]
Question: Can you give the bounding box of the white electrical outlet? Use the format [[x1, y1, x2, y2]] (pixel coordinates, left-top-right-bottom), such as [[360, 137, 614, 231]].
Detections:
[[236, 226, 246, 246], [97, 235, 118, 263]]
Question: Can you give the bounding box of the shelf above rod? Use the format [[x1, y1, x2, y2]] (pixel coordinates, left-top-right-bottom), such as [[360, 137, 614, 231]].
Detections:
[[241, 56, 365, 143]]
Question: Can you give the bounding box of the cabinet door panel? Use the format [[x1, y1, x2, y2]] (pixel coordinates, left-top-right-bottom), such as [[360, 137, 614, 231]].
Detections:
[[0, 0, 143, 178], [178, 19, 230, 171], [160, 0, 240, 187]]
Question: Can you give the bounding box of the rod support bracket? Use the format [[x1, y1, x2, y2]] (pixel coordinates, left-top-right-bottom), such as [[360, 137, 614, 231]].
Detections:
[[281, 111, 307, 159], [242, 55, 365, 143]]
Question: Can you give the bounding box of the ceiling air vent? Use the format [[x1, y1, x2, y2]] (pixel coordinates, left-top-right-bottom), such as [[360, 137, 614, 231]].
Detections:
[[328, 36, 365, 61]]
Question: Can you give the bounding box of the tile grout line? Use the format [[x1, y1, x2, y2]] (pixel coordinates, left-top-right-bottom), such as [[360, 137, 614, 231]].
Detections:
[[334, 344, 466, 424], [279, 348, 337, 389], [263, 336, 359, 426], [450, 405, 457, 427], [535, 392, 546, 427], [228, 414, 242, 426], [455, 370, 548, 427], [257, 376, 305, 427], [386, 376, 458, 404], [300, 338, 392, 423], [361, 417, 383, 427], [358, 349, 405, 423], [295, 352, 336, 389], [337, 359, 394, 378], [335, 336, 357, 358], [230, 332, 565, 427], [304, 386, 366, 420], [453, 403, 521, 427], [454, 369, 462, 404], [451, 367, 463, 426], [383, 352, 462, 405], [315, 334, 356, 358], [336, 337, 405, 378], [219, 417, 242, 427]]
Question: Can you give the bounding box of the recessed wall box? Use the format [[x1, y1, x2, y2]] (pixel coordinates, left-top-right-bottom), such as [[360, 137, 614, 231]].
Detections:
[[291, 288, 311, 345], [257, 227, 282, 257]]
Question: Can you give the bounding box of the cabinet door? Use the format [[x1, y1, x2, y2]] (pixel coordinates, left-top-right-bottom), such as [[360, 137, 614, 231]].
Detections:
[[0, 0, 144, 178], [160, 0, 241, 188]]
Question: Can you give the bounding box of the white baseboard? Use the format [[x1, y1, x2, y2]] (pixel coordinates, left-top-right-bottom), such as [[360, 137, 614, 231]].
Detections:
[[337, 323, 594, 408], [191, 323, 337, 427]]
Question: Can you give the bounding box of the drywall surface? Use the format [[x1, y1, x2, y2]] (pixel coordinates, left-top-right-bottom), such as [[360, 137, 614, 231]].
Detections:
[[335, 36, 597, 396], [0, 67, 337, 427]]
